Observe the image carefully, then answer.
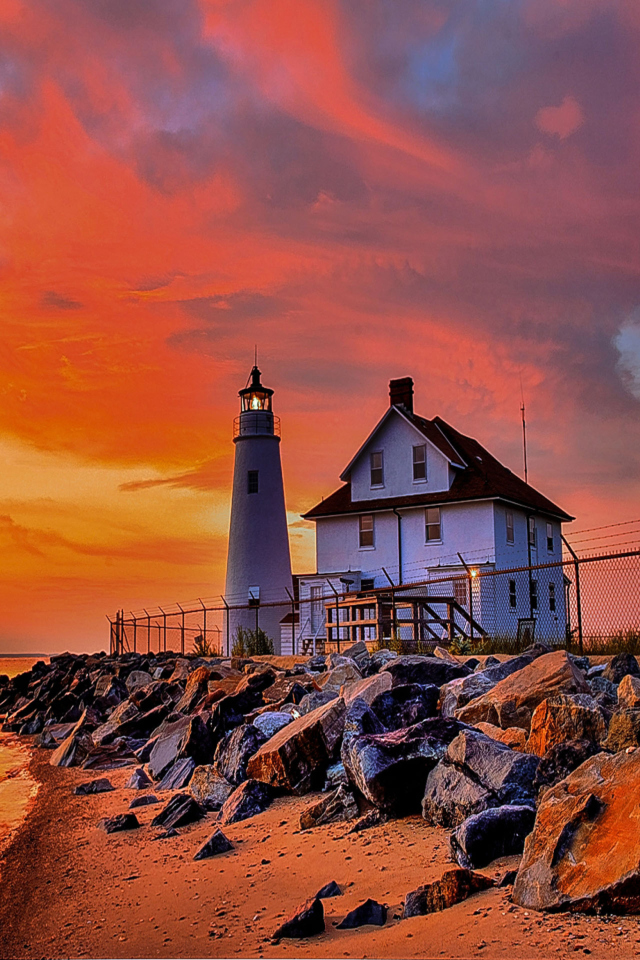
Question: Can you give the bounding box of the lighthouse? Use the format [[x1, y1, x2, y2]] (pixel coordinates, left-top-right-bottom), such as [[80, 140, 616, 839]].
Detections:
[[224, 365, 293, 653]]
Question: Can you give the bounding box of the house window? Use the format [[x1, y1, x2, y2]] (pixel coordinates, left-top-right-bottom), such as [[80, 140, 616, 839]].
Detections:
[[549, 582, 556, 612], [361, 578, 374, 591], [454, 578, 467, 606], [530, 578, 538, 611], [359, 514, 374, 548], [528, 517, 537, 547], [506, 511, 514, 543], [509, 579, 517, 608], [425, 507, 441, 542], [413, 444, 426, 481], [546, 522, 554, 553], [370, 451, 384, 487], [247, 470, 259, 494]]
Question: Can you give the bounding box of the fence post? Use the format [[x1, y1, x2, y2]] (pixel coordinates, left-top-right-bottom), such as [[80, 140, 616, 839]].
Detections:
[[382, 568, 396, 648], [327, 579, 341, 652], [457, 553, 474, 642], [177, 603, 185, 656], [562, 536, 584, 655], [131, 613, 137, 654], [144, 609, 151, 654], [285, 587, 296, 656], [199, 599, 207, 652], [222, 598, 230, 656]]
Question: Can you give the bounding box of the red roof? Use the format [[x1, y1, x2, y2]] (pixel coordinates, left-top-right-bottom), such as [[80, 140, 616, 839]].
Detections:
[[303, 415, 573, 522]]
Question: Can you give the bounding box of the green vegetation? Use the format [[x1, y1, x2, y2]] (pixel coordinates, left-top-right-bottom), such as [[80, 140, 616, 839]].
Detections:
[[231, 626, 274, 657], [192, 634, 215, 657]]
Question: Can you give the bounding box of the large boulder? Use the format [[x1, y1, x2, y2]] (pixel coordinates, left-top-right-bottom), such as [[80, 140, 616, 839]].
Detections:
[[151, 793, 205, 830], [219, 779, 273, 825], [189, 765, 234, 810], [603, 709, 640, 752], [532, 739, 600, 797], [422, 729, 539, 827], [247, 697, 346, 794], [49, 710, 96, 767], [336, 899, 386, 928], [617, 673, 640, 710], [125, 670, 153, 692], [299, 784, 359, 830], [91, 701, 140, 746], [318, 662, 362, 692], [381, 655, 469, 688], [603, 653, 640, 685], [157, 757, 196, 790], [341, 672, 392, 707], [513, 750, 640, 912], [450, 805, 536, 869], [474, 722, 528, 752], [455, 651, 590, 732], [147, 715, 212, 779], [297, 689, 338, 715], [343, 717, 467, 813], [370, 684, 439, 730], [404, 869, 495, 917], [440, 674, 496, 718], [214, 724, 265, 785], [253, 712, 292, 740], [525, 694, 607, 757]]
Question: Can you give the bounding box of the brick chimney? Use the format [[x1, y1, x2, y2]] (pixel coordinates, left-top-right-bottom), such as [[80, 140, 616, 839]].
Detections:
[[389, 377, 414, 413]]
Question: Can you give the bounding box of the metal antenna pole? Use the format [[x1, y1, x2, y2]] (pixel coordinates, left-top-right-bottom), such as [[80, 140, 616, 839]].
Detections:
[[520, 380, 528, 484]]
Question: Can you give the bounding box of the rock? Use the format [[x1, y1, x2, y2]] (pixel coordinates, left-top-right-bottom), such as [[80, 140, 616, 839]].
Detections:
[[570, 656, 590, 674], [341, 672, 392, 706], [525, 694, 607, 757], [272, 898, 324, 940], [422, 729, 539, 827], [587, 664, 606, 678], [126, 767, 153, 790], [147, 715, 212, 779], [151, 793, 205, 830], [588, 676, 619, 709], [347, 808, 389, 833], [219, 779, 273, 825], [189, 765, 234, 810], [129, 794, 160, 808], [513, 750, 640, 912], [262, 676, 313, 705], [533, 739, 600, 796], [499, 870, 518, 887], [477, 656, 500, 671], [49, 712, 95, 767], [297, 689, 338, 715], [316, 880, 341, 899], [177, 714, 214, 765], [91, 701, 141, 746], [450, 805, 536, 869], [125, 670, 153, 692], [318, 662, 362, 692], [20, 715, 44, 735], [381, 655, 469, 688], [94, 674, 128, 707], [193, 828, 234, 860], [434, 645, 460, 664], [247, 697, 346, 794], [370, 649, 397, 670], [81, 738, 138, 770], [299, 784, 359, 829], [152, 827, 179, 840], [253, 712, 292, 740], [74, 778, 114, 795], [99, 813, 140, 833], [214, 724, 265, 785], [370, 684, 439, 730], [343, 717, 467, 813], [474, 722, 528, 751], [465, 658, 480, 672], [336, 899, 387, 928], [603, 709, 640, 752], [603, 653, 640, 684], [342, 640, 370, 665], [480, 650, 545, 685], [157, 757, 196, 790], [456, 651, 590, 733], [440, 674, 496, 718], [404, 869, 495, 916], [175, 665, 214, 713], [324, 761, 349, 790], [617, 673, 640, 710]]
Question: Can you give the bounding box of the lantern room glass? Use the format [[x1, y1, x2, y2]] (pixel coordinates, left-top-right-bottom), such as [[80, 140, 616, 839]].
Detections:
[[242, 390, 272, 412]]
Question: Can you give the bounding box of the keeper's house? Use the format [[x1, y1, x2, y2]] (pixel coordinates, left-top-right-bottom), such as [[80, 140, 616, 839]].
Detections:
[[285, 377, 573, 652]]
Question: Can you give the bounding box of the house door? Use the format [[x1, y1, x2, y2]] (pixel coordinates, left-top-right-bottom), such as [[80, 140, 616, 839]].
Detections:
[[311, 586, 323, 634]]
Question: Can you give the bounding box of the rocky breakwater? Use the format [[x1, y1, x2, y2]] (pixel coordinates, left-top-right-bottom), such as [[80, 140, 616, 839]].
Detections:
[[4, 643, 640, 926]]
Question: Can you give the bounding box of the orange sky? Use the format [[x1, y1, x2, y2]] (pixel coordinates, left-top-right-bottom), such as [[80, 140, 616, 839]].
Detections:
[[1, 0, 639, 652]]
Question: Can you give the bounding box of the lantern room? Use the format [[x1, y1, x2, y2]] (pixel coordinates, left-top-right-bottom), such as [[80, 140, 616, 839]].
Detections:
[[239, 366, 273, 412]]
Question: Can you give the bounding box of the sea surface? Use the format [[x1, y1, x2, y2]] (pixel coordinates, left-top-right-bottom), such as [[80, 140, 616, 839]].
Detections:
[[0, 658, 48, 866]]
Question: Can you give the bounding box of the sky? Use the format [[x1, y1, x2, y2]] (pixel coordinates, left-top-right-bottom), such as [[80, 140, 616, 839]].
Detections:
[[1, 0, 639, 653]]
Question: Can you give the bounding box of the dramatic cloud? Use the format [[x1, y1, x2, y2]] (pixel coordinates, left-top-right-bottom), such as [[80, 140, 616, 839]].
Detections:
[[0, 0, 639, 650]]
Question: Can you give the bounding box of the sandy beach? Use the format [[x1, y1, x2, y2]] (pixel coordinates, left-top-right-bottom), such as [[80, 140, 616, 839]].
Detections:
[[1, 746, 640, 960]]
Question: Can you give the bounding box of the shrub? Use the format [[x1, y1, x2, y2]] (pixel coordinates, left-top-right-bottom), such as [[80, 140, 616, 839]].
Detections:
[[232, 626, 274, 657], [192, 634, 215, 657]]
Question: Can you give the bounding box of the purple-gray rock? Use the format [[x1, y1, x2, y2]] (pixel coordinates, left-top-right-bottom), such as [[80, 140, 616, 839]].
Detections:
[[219, 779, 272, 825], [214, 724, 265, 786], [151, 793, 205, 830], [336, 898, 387, 929], [315, 880, 341, 899], [99, 813, 140, 833], [193, 828, 234, 860], [129, 794, 160, 809], [157, 757, 196, 791], [450, 805, 536, 869], [272, 898, 324, 939], [380, 655, 470, 688], [74, 778, 114, 796], [126, 767, 153, 790], [370, 684, 439, 730]]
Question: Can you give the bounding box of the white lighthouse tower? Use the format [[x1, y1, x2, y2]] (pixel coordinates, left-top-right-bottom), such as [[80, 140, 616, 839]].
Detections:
[[224, 365, 293, 654]]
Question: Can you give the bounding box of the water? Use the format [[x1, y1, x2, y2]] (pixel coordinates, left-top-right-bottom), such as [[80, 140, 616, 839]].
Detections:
[[0, 658, 46, 865]]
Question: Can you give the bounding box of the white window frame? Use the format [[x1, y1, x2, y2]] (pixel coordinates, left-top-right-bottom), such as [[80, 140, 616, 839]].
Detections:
[[546, 522, 554, 553], [506, 510, 514, 544], [425, 507, 442, 543], [528, 516, 537, 547], [370, 451, 384, 488], [359, 514, 375, 549], [412, 444, 427, 483]]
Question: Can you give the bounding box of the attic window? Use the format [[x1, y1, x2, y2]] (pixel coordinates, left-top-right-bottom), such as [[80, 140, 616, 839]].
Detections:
[[413, 444, 426, 481], [370, 451, 384, 487]]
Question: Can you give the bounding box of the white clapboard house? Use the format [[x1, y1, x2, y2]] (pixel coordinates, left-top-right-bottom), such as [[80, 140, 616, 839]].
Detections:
[[282, 377, 573, 653]]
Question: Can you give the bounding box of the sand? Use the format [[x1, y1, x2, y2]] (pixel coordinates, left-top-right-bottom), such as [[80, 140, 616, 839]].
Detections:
[[1, 749, 640, 960]]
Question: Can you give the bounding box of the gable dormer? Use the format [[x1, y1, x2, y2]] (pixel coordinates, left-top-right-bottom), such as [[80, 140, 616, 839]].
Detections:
[[342, 378, 466, 503]]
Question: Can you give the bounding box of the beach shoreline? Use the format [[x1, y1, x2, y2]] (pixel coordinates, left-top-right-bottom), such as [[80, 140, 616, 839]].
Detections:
[[2, 746, 640, 960]]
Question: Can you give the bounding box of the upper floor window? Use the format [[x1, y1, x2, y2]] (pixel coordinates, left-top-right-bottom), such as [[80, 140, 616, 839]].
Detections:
[[413, 444, 426, 482], [509, 579, 517, 608], [549, 581, 556, 612], [546, 522, 554, 553], [425, 507, 441, 542], [247, 470, 259, 494], [370, 451, 384, 487], [528, 516, 537, 547], [454, 578, 467, 606], [506, 511, 514, 543], [530, 578, 538, 610], [359, 514, 374, 548]]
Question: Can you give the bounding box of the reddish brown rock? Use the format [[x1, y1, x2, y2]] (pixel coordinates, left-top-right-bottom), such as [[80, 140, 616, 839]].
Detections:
[[455, 651, 589, 733], [246, 697, 346, 794], [617, 673, 640, 710], [525, 694, 606, 757], [475, 722, 528, 752], [342, 672, 392, 706], [513, 750, 640, 913], [404, 868, 495, 916]]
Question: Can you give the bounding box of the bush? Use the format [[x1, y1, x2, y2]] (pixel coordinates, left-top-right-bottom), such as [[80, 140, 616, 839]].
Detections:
[[192, 634, 215, 657], [232, 626, 274, 657]]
